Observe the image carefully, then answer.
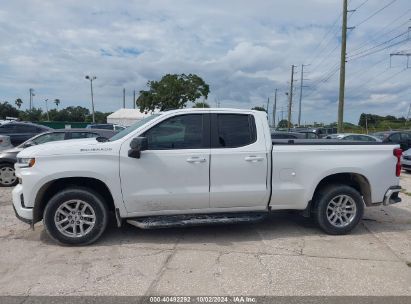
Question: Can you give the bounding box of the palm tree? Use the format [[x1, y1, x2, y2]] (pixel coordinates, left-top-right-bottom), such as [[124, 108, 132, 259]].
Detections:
[[54, 99, 60, 109], [15, 98, 23, 109]]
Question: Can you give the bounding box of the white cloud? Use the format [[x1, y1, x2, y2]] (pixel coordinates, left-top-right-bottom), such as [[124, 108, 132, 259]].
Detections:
[[0, 0, 410, 124]]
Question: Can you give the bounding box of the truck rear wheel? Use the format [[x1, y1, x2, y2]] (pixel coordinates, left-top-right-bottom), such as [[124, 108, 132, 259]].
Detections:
[[43, 187, 109, 245], [314, 184, 364, 235]]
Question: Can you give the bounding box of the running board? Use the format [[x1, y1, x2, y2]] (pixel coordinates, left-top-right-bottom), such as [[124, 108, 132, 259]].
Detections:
[[126, 212, 268, 229]]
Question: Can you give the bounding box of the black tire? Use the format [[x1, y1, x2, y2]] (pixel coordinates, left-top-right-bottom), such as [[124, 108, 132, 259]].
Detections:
[[314, 184, 364, 235], [43, 187, 109, 245], [0, 163, 18, 187]]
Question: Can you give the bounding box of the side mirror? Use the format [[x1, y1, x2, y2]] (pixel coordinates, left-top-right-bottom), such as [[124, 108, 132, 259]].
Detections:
[[128, 137, 148, 159], [23, 141, 34, 148]]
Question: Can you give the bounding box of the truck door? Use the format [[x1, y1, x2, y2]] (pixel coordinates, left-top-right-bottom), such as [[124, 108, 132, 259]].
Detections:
[[119, 113, 211, 213], [209, 113, 269, 209]]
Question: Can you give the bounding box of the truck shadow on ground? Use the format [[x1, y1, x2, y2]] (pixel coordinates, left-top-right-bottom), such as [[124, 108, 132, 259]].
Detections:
[[38, 207, 411, 247]]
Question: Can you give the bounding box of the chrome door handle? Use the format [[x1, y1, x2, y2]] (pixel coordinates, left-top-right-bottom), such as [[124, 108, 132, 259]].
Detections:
[[186, 157, 207, 163], [245, 156, 265, 162]]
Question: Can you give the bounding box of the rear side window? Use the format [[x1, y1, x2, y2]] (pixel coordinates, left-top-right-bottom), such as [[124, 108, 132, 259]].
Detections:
[[15, 125, 35, 133], [389, 133, 401, 142], [0, 124, 16, 132], [70, 132, 98, 139], [213, 114, 256, 148]]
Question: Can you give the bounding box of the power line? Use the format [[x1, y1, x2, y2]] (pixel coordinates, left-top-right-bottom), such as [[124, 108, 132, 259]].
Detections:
[[347, 56, 388, 77], [305, 66, 340, 99], [349, 38, 409, 61], [352, 0, 370, 11], [305, 13, 342, 66], [380, 67, 408, 83], [349, 30, 410, 58], [350, 11, 411, 53], [353, 0, 398, 28]]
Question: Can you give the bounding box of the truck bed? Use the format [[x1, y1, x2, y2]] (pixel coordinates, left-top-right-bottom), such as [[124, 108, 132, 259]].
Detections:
[[269, 140, 399, 211], [272, 139, 387, 145]]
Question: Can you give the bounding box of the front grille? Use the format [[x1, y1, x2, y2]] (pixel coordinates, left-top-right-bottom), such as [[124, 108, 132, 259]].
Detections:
[[404, 156, 411, 160]]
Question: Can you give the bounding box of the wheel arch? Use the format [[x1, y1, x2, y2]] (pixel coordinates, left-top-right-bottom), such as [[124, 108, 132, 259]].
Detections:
[[33, 177, 115, 224], [311, 172, 372, 207]]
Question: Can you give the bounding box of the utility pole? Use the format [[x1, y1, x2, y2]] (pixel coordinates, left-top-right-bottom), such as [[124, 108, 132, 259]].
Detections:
[[123, 88, 126, 108], [266, 97, 270, 124], [287, 65, 295, 129], [298, 64, 309, 127], [337, 0, 350, 133], [133, 90, 136, 109], [406, 104, 411, 127], [273, 89, 277, 128]]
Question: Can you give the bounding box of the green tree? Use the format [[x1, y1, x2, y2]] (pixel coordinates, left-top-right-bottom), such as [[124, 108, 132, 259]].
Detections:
[[278, 119, 289, 128], [94, 111, 112, 123], [0, 101, 19, 119], [193, 102, 210, 108], [137, 74, 210, 112], [15, 98, 23, 109], [20, 107, 43, 121], [252, 106, 267, 112], [54, 99, 60, 108]]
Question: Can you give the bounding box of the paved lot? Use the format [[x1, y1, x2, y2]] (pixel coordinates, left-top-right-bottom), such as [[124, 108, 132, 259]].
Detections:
[[0, 176, 410, 296]]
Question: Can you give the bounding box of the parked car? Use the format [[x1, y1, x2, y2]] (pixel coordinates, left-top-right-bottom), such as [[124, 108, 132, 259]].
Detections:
[[401, 149, 411, 172], [13, 108, 402, 245], [0, 135, 13, 151], [0, 128, 116, 187], [371, 131, 411, 150], [299, 127, 337, 138], [325, 133, 381, 142], [271, 131, 306, 139], [0, 122, 52, 146], [86, 123, 125, 131], [296, 131, 320, 139]]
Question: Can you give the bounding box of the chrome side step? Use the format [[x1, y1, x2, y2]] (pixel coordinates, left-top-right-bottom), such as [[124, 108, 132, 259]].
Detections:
[[126, 212, 268, 229]]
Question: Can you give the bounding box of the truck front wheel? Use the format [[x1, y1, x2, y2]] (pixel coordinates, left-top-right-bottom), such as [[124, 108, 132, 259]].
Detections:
[[43, 187, 109, 245], [314, 184, 364, 235]]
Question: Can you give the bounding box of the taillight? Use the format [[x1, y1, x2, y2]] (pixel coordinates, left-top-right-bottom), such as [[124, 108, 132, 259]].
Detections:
[[394, 148, 402, 177]]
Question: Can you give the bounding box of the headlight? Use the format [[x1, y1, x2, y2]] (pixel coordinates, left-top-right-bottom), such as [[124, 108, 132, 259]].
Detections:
[[17, 157, 36, 168]]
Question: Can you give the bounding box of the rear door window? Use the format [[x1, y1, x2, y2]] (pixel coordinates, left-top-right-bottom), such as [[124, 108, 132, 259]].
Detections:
[[212, 114, 256, 148]]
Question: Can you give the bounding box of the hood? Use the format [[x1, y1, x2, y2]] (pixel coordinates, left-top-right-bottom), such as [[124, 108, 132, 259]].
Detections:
[[17, 138, 116, 158], [403, 148, 411, 156], [2, 147, 23, 154]]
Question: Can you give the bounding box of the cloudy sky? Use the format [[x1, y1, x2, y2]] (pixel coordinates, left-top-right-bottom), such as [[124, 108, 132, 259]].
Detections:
[[0, 0, 410, 124]]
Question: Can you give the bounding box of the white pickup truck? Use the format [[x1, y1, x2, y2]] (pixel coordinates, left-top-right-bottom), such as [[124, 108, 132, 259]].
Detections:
[[12, 108, 402, 245]]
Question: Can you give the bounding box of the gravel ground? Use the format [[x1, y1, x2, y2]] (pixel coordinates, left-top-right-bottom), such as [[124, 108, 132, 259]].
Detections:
[[0, 174, 410, 296]]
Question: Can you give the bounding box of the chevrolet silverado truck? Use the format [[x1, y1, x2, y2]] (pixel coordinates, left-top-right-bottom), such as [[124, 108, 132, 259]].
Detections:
[[12, 108, 402, 245]]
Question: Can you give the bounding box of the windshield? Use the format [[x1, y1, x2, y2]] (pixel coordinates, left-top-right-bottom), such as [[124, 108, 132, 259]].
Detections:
[[109, 114, 161, 141]]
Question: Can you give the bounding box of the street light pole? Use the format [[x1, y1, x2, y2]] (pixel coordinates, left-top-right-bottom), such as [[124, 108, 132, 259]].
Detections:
[[44, 99, 50, 121], [29, 88, 35, 110], [85, 75, 97, 123]]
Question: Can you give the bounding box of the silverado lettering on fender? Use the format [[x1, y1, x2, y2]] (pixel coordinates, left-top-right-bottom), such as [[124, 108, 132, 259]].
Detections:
[[12, 108, 402, 245]]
